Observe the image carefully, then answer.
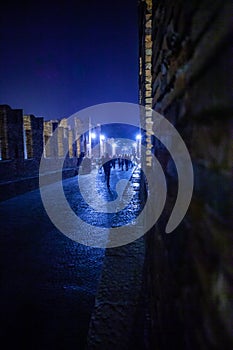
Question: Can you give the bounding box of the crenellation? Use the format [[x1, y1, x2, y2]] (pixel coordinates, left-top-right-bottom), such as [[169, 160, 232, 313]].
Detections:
[[0, 107, 9, 160], [0, 106, 94, 200], [23, 115, 33, 159]]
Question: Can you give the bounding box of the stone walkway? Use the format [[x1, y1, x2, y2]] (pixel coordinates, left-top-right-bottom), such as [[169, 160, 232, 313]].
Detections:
[[87, 167, 147, 349], [0, 164, 146, 349]]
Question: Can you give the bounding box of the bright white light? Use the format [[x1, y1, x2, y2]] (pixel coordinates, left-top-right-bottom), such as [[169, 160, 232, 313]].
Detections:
[[133, 142, 137, 147], [100, 134, 105, 141], [112, 143, 117, 148], [91, 132, 96, 139], [136, 134, 142, 140]]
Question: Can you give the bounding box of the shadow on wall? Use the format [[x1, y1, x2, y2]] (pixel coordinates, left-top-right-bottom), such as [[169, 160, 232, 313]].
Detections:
[[139, 0, 232, 349]]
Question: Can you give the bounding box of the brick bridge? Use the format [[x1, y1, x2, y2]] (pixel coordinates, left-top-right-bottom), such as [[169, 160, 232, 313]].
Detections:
[[0, 1, 232, 349]]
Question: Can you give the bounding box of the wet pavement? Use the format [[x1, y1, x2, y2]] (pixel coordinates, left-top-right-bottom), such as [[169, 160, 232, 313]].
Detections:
[[0, 164, 144, 349], [87, 166, 146, 349]]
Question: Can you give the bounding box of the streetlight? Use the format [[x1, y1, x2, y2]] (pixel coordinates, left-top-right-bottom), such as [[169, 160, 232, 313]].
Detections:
[[136, 134, 141, 159], [100, 134, 105, 156], [91, 132, 96, 139], [112, 142, 117, 156], [133, 142, 137, 155]]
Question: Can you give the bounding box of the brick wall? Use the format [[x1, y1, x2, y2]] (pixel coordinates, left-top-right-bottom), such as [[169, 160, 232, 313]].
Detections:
[[0, 106, 79, 201], [139, 0, 232, 348]]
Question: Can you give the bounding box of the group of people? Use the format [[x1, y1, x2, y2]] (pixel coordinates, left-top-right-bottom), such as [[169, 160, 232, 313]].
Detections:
[[78, 152, 138, 189], [100, 153, 137, 188]]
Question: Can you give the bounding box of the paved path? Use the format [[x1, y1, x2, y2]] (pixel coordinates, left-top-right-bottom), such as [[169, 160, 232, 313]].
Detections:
[[87, 167, 146, 350], [0, 165, 144, 349]]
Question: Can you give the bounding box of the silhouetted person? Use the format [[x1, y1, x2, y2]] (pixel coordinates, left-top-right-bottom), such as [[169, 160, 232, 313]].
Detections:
[[99, 155, 105, 174], [125, 157, 129, 171], [118, 157, 121, 169], [121, 157, 124, 171], [103, 153, 111, 188], [111, 158, 116, 169]]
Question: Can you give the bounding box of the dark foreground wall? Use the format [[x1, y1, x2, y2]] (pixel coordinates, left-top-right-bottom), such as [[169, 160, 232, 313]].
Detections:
[[141, 1, 232, 349]]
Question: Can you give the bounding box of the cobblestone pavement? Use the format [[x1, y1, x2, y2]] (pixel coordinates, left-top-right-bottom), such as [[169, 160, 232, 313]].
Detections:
[[0, 164, 144, 349], [87, 166, 146, 350]]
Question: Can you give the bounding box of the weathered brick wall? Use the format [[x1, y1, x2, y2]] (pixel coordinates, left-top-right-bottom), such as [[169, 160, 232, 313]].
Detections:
[[141, 0, 232, 349], [0, 106, 79, 201], [0, 105, 25, 182]]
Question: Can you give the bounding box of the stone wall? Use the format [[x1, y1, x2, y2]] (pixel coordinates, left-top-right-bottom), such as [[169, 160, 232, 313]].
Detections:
[[0, 105, 81, 201], [139, 0, 232, 349]]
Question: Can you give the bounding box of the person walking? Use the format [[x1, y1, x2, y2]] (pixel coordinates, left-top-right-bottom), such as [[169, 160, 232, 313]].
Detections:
[[102, 153, 111, 188], [118, 156, 121, 169], [125, 155, 129, 171], [111, 157, 116, 169], [121, 156, 124, 171]]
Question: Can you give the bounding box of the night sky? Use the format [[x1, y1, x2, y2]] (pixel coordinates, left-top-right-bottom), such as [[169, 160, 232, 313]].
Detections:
[[0, 0, 139, 120]]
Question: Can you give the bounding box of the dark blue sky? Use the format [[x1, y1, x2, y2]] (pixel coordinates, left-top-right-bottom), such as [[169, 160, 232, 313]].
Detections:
[[0, 0, 139, 120]]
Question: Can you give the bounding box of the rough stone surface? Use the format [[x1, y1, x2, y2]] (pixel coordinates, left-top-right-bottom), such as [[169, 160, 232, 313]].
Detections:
[[139, 0, 233, 349], [0, 176, 106, 350], [0, 105, 87, 201], [87, 167, 147, 349]]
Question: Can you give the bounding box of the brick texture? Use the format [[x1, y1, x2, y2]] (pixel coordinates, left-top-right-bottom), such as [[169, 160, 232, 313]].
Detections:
[[139, 0, 232, 348]]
